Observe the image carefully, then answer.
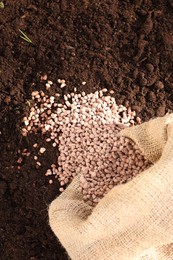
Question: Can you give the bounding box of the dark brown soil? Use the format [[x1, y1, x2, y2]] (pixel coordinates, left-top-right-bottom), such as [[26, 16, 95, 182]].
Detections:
[[0, 1, 173, 259]]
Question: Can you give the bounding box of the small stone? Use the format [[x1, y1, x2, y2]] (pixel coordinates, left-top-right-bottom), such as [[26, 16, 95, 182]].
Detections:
[[45, 169, 52, 176], [17, 157, 23, 164], [60, 83, 66, 88], [48, 80, 53, 85], [36, 161, 41, 166], [136, 117, 141, 124], [39, 147, 46, 154], [46, 83, 51, 90]]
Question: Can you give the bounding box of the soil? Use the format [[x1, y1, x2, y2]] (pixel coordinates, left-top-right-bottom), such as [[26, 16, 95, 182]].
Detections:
[[0, 0, 173, 259]]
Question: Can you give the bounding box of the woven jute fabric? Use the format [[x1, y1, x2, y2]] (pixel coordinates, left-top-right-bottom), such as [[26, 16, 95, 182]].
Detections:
[[49, 114, 173, 260]]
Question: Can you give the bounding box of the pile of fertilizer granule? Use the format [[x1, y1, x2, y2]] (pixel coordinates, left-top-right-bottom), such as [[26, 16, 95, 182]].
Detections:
[[21, 78, 151, 206]]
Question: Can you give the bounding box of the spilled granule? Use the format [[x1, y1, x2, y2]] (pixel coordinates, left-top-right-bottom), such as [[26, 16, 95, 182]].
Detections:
[[22, 80, 151, 206]]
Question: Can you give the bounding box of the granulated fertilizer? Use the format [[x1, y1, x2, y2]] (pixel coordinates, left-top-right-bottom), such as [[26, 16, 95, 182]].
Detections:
[[22, 80, 151, 205]]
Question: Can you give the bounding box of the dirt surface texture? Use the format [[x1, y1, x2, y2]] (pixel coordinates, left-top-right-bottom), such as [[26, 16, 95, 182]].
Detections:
[[0, 0, 173, 259]]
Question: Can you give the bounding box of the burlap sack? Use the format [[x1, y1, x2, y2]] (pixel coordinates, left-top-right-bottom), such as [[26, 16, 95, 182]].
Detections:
[[49, 114, 173, 260]]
